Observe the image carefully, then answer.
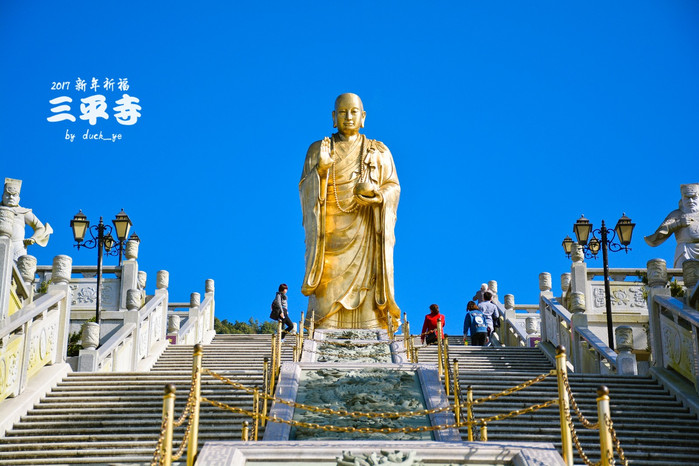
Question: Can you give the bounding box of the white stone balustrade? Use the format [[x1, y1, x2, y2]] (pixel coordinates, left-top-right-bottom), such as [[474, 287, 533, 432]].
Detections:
[[166, 279, 216, 346]]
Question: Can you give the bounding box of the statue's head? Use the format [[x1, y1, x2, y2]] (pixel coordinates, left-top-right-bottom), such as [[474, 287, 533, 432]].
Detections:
[[680, 183, 699, 213], [2, 178, 21, 207], [332, 93, 366, 136]]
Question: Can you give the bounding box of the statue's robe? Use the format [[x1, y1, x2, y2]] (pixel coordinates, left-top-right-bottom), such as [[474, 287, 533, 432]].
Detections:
[[0, 206, 51, 261], [299, 133, 400, 329], [645, 208, 699, 267]]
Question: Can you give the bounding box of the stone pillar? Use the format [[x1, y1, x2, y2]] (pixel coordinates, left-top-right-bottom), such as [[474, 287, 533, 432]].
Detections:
[[155, 270, 170, 342], [81, 322, 100, 350], [539, 272, 553, 344], [120, 247, 139, 311], [569, 291, 588, 370], [190, 292, 201, 342], [647, 258, 670, 367], [17, 255, 37, 285], [682, 260, 699, 302], [48, 255, 72, 364], [615, 326, 637, 375], [205, 279, 215, 331], [190, 292, 200, 308], [488, 280, 498, 302]]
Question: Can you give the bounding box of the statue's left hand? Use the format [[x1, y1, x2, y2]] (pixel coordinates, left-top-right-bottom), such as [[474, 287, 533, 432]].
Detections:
[[355, 191, 383, 206], [23, 238, 36, 247]]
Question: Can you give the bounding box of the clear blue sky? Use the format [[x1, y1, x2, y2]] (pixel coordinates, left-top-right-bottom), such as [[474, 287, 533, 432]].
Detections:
[[2, 2, 698, 336]]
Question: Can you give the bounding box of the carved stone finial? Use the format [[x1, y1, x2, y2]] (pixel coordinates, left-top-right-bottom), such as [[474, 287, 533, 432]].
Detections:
[[539, 272, 552, 292], [137, 271, 147, 290], [126, 289, 141, 311], [124, 239, 139, 260], [17, 255, 37, 283], [81, 322, 100, 350], [570, 291, 586, 313], [205, 279, 215, 294], [561, 273, 572, 294], [51, 255, 72, 284], [190, 292, 200, 307], [525, 316, 539, 335], [571, 242, 584, 263], [504, 294, 515, 310], [647, 258, 668, 288], [615, 326, 634, 352], [682, 259, 699, 289], [168, 314, 181, 333], [156, 270, 169, 290], [488, 280, 498, 294]]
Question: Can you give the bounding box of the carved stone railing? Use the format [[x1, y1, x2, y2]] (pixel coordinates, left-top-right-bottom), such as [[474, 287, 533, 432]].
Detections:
[[77, 285, 168, 372], [166, 279, 215, 345], [540, 293, 621, 375], [646, 258, 699, 392], [0, 249, 73, 403], [497, 295, 540, 348]]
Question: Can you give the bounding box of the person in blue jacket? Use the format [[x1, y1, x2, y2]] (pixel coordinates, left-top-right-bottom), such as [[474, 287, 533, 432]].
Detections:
[[463, 301, 488, 346]]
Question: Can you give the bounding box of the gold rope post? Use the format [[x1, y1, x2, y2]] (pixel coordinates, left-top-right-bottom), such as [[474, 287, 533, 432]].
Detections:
[[299, 311, 305, 360], [253, 389, 260, 441], [453, 359, 461, 425], [466, 385, 474, 441], [276, 320, 283, 378], [262, 357, 269, 427], [437, 320, 444, 378], [270, 335, 277, 394], [596, 386, 613, 466], [480, 421, 488, 442], [186, 344, 203, 466], [413, 347, 418, 363], [443, 336, 451, 396], [555, 346, 574, 466], [242, 421, 249, 441], [161, 384, 176, 466]]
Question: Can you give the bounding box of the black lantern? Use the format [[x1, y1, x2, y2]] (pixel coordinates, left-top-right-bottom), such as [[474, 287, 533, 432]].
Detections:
[[112, 209, 132, 242], [614, 213, 635, 247], [573, 215, 592, 246], [562, 236, 575, 257], [70, 210, 90, 243]]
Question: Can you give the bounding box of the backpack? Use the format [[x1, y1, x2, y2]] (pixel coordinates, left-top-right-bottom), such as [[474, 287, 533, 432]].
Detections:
[[270, 294, 282, 320], [470, 310, 487, 333]]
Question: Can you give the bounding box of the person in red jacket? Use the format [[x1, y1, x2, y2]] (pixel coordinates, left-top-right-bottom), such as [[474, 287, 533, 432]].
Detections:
[[421, 304, 445, 345]]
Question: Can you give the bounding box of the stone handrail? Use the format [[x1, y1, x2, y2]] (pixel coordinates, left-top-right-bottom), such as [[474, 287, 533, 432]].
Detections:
[[166, 282, 215, 345], [78, 290, 168, 372], [0, 252, 73, 403], [585, 267, 683, 281], [541, 295, 620, 374], [649, 294, 699, 390]]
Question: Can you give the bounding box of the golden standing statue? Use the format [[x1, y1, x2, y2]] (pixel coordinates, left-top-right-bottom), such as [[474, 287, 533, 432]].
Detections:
[[299, 93, 400, 329]]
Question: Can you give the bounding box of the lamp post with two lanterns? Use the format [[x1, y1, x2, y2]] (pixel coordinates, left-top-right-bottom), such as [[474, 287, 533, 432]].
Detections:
[[561, 213, 635, 351], [70, 209, 137, 323]]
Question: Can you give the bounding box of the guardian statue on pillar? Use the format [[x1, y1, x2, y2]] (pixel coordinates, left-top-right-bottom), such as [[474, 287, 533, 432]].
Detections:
[[299, 93, 400, 329], [0, 178, 53, 261], [645, 183, 699, 267]]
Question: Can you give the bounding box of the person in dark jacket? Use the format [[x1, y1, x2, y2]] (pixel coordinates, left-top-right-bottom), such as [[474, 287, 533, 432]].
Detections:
[[463, 301, 488, 346], [271, 283, 295, 338]]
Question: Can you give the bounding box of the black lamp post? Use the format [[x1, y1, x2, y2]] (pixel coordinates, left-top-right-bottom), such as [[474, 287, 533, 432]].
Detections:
[[70, 209, 133, 323], [562, 213, 635, 351]]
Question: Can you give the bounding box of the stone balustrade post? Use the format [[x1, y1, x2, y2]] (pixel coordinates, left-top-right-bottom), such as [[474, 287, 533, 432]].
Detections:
[[190, 292, 201, 342], [17, 255, 37, 302], [646, 258, 670, 367], [569, 291, 588, 370], [560, 273, 571, 303], [49, 255, 72, 365], [205, 279, 215, 332], [569, 243, 588, 310], [119, 246, 139, 311], [155, 270, 170, 341], [682, 260, 699, 306], [488, 280, 498, 302], [615, 326, 637, 375], [539, 272, 553, 343]]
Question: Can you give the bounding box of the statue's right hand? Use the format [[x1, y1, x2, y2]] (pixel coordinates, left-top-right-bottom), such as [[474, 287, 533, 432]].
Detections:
[[317, 137, 333, 175]]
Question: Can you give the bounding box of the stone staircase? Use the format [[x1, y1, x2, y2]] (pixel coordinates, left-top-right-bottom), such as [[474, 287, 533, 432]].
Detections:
[[2, 333, 698, 465], [418, 336, 699, 465], [0, 334, 294, 465]]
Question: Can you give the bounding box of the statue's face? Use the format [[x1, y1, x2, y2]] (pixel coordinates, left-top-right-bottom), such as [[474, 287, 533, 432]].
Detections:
[[333, 95, 365, 136], [681, 190, 699, 213], [2, 190, 19, 207]]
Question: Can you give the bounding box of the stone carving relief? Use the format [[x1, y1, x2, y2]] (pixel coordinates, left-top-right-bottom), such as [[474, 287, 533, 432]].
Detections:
[[337, 450, 425, 466], [138, 323, 148, 359], [591, 285, 646, 310], [660, 313, 694, 382], [69, 280, 118, 310]]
